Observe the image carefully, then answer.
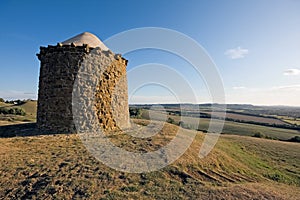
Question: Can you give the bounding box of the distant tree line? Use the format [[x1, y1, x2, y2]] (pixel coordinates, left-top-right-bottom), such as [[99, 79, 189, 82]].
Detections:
[[0, 98, 31, 105], [130, 107, 300, 131], [5, 99, 26, 105], [288, 136, 300, 143]]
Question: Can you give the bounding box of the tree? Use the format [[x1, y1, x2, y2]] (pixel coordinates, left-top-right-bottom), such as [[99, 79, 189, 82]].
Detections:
[[167, 117, 175, 124], [179, 121, 184, 127], [0, 98, 4, 103], [0, 107, 26, 116], [252, 131, 265, 138], [289, 136, 300, 143], [129, 108, 142, 118]]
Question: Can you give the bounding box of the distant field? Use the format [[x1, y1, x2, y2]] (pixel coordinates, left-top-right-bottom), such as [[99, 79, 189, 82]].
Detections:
[[142, 106, 297, 128], [184, 117, 299, 140], [277, 116, 300, 126], [141, 110, 300, 141], [284, 119, 300, 126], [204, 111, 289, 125]]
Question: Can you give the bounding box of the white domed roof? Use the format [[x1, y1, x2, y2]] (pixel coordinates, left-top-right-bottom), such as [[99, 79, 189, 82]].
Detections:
[[62, 32, 109, 50]]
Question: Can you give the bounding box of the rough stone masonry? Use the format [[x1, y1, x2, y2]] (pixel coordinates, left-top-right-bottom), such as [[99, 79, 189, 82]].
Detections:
[[36, 32, 130, 133]]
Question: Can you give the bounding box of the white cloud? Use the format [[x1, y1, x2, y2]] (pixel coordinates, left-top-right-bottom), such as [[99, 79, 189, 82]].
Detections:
[[283, 68, 300, 76], [225, 47, 249, 59]]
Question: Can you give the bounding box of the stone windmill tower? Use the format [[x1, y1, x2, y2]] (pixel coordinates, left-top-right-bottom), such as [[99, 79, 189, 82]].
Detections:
[[37, 32, 130, 133]]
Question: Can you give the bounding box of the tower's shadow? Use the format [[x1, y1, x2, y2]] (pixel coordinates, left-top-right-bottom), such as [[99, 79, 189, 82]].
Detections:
[[0, 123, 39, 138]]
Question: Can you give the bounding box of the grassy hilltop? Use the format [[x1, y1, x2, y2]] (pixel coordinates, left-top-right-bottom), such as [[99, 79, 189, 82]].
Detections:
[[0, 119, 299, 199]]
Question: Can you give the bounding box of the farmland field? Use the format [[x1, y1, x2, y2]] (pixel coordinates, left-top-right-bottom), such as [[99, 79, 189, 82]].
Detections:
[[203, 111, 290, 125], [277, 116, 300, 126], [139, 109, 300, 141]]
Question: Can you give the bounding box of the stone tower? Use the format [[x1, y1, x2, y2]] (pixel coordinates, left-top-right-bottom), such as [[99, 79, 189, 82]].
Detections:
[[37, 32, 130, 133]]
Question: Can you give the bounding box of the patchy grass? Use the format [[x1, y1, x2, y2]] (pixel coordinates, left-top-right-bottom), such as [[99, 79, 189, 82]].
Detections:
[[0, 119, 299, 199]]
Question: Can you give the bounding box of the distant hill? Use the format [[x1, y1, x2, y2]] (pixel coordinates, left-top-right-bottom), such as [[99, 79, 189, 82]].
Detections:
[[15, 100, 37, 117], [0, 100, 37, 125], [0, 100, 37, 115], [131, 103, 300, 118], [0, 102, 12, 107]]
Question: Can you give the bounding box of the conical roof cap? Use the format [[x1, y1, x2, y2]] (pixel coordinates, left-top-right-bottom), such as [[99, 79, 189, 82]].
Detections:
[[62, 32, 109, 50]]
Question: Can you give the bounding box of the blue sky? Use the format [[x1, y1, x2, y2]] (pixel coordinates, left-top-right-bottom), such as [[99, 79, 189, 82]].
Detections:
[[0, 0, 299, 106]]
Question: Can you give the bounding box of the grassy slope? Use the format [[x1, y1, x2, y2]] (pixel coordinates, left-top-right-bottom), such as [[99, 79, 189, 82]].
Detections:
[[0, 102, 11, 107], [17, 101, 37, 117], [0, 119, 299, 199]]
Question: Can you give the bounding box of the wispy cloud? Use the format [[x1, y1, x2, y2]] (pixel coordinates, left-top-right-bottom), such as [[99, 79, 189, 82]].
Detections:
[[271, 84, 300, 91], [0, 90, 37, 100], [283, 68, 300, 76], [233, 86, 246, 90], [225, 47, 249, 59]]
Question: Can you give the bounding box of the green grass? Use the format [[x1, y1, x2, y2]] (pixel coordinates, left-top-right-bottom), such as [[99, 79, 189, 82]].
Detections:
[[217, 136, 300, 185]]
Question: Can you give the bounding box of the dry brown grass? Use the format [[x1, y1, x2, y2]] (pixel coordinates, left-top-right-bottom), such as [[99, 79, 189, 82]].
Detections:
[[0, 119, 299, 199]]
